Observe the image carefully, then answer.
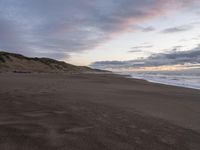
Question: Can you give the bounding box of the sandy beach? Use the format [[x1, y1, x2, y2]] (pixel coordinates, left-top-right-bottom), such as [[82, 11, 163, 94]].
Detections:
[[0, 72, 200, 150]]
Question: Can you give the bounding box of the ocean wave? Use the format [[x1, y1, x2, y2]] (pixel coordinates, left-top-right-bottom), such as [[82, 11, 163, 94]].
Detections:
[[117, 72, 200, 90]]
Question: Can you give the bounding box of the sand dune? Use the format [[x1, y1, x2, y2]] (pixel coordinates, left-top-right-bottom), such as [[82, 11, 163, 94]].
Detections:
[[0, 51, 103, 73]]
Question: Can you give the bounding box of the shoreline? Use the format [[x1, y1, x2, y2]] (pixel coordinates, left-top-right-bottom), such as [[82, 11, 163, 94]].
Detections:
[[115, 72, 200, 90], [131, 76, 200, 90]]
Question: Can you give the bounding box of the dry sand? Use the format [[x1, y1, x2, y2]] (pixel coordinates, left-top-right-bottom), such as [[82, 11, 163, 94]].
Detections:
[[0, 72, 199, 150]]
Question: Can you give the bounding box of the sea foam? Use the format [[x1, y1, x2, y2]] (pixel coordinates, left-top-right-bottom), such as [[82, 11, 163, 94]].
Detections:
[[118, 72, 200, 90]]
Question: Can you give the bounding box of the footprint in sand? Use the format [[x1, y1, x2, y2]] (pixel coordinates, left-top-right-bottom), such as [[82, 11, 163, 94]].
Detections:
[[129, 125, 137, 129], [160, 135, 176, 145], [134, 137, 142, 144], [140, 128, 150, 134]]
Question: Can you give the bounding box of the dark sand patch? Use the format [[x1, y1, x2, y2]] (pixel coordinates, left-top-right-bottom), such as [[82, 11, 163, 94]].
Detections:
[[0, 73, 200, 150]]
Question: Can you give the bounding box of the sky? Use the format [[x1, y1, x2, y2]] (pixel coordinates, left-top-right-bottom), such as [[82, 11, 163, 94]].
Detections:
[[0, 0, 200, 71]]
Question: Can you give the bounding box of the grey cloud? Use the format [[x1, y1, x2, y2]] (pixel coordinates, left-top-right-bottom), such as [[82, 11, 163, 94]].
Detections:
[[91, 45, 200, 69], [128, 49, 143, 53], [132, 45, 153, 49], [173, 45, 184, 49], [171, 45, 185, 52], [129, 45, 153, 53], [133, 26, 155, 32], [0, 0, 198, 59], [161, 25, 193, 34], [142, 26, 155, 32]]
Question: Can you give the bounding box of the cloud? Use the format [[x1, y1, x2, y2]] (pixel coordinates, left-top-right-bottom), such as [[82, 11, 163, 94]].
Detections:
[[128, 45, 153, 53], [91, 45, 200, 69], [0, 0, 199, 58], [171, 45, 185, 52], [133, 25, 155, 32], [128, 50, 143, 53], [131, 45, 153, 49], [161, 25, 193, 34], [141, 26, 155, 32]]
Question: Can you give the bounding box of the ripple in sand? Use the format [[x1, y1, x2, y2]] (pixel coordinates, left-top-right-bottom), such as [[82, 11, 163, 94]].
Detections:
[[64, 126, 93, 133], [0, 122, 47, 135], [22, 111, 50, 117], [53, 110, 66, 114]]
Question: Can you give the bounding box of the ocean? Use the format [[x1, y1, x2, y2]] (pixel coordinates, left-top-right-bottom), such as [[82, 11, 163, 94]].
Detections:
[[117, 71, 200, 90]]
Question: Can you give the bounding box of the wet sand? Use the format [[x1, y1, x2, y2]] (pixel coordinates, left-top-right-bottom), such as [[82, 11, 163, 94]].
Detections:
[[0, 73, 200, 150]]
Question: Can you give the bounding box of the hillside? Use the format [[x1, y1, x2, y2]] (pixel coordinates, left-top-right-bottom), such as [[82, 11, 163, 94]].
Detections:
[[0, 51, 100, 73]]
